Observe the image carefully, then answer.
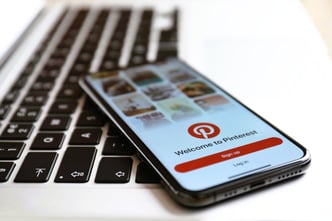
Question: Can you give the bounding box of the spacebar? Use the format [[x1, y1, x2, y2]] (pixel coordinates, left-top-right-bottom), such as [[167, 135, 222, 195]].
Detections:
[[55, 147, 96, 183]]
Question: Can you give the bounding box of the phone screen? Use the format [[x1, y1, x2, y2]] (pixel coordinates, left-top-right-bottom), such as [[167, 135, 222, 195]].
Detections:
[[84, 59, 305, 191]]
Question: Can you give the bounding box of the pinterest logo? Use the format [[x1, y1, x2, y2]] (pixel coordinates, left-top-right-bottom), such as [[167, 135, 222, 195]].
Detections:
[[188, 122, 220, 139]]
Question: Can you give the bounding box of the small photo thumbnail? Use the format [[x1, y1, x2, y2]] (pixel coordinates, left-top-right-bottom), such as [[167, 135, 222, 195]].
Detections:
[[113, 93, 156, 116], [178, 81, 214, 98], [126, 69, 162, 86], [142, 84, 181, 101], [102, 78, 136, 96], [131, 111, 171, 129], [195, 94, 230, 111], [158, 97, 201, 121], [165, 68, 196, 83]]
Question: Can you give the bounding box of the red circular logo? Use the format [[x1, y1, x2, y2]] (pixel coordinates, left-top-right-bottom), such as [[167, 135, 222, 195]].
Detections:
[[188, 122, 220, 139]]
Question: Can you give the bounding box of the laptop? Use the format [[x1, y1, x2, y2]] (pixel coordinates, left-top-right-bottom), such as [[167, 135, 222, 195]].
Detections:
[[1, 0, 331, 220]]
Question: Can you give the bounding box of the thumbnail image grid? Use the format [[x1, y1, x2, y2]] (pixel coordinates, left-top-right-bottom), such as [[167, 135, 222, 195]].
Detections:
[[95, 61, 231, 128]]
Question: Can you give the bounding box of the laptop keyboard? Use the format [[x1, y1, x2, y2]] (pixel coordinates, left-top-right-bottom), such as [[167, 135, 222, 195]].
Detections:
[[0, 6, 177, 184]]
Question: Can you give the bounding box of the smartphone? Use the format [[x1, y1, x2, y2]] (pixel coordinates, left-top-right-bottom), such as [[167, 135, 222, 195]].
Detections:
[[80, 58, 310, 207]]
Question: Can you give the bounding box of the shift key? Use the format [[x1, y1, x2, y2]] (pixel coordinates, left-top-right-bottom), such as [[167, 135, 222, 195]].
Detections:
[[15, 152, 57, 182], [55, 147, 96, 183]]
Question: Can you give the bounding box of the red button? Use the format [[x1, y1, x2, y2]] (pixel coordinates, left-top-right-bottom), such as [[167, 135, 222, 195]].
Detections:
[[174, 137, 283, 173]]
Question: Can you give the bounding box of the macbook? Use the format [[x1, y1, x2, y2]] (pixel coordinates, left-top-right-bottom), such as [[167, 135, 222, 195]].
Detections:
[[0, 0, 331, 220]]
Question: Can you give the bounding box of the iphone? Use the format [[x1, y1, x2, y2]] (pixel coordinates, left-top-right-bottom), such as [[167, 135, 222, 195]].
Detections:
[[80, 58, 311, 207]]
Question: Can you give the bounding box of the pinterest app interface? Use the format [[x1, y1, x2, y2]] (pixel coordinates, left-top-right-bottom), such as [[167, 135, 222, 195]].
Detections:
[[87, 59, 304, 191]]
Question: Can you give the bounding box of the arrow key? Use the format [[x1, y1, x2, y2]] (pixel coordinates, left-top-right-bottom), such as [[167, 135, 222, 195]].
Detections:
[[95, 157, 132, 183]]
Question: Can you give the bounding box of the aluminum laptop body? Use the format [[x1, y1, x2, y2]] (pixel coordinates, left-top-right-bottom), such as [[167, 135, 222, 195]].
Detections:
[[0, 0, 331, 220]]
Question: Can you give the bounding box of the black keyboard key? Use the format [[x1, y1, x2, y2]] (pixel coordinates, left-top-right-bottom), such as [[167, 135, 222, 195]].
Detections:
[[72, 62, 89, 73], [135, 162, 160, 184], [37, 68, 59, 82], [40, 115, 71, 131], [76, 111, 105, 127], [13, 75, 29, 90], [0, 123, 34, 140], [103, 50, 120, 61], [65, 75, 81, 84], [107, 124, 123, 137], [55, 147, 96, 183], [57, 85, 82, 100], [31, 133, 65, 150], [157, 48, 177, 61], [52, 46, 70, 59], [109, 40, 122, 50], [102, 137, 135, 155], [159, 30, 177, 43], [21, 63, 35, 76], [77, 51, 93, 63], [0, 162, 15, 182], [45, 57, 65, 69], [14, 152, 57, 183], [30, 81, 54, 92], [0, 142, 25, 160], [49, 100, 77, 114], [11, 107, 41, 122], [83, 97, 101, 111], [2, 89, 20, 105], [130, 55, 146, 66], [69, 128, 102, 145], [100, 60, 118, 71], [0, 104, 10, 120], [132, 44, 147, 55], [95, 157, 132, 183], [21, 91, 48, 106]]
